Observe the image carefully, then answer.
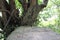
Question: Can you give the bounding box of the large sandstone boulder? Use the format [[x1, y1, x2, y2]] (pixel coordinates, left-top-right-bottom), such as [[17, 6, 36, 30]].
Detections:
[[6, 26, 60, 40]]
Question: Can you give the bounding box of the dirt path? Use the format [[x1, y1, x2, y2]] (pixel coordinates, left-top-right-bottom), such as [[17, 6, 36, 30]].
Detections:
[[7, 27, 60, 40]]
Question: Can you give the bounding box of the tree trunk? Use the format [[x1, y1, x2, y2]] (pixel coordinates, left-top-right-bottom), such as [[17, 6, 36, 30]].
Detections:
[[0, 0, 48, 39]]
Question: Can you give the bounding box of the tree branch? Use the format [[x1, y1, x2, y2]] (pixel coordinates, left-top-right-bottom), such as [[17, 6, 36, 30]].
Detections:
[[3, 10, 16, 38], [3, 10, 15, 31], [18, 0, 24, 4], [0, 0, 9, 26], [21, 0, 48, 26], [0, 9, 10, 14]]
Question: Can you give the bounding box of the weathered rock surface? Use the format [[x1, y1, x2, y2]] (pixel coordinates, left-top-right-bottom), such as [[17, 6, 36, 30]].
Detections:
[[6, 26, 60, 40]]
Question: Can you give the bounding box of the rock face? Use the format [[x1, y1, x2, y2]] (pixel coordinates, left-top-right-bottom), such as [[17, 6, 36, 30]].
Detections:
[[6, 26, 60, 40]]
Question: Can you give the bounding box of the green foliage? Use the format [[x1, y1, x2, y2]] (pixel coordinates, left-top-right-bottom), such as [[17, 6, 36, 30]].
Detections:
[[38, 0, 43, 5], [15, 0, 23, 16], [0, 33, 4, 40], [36, 0, 60, 34]]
